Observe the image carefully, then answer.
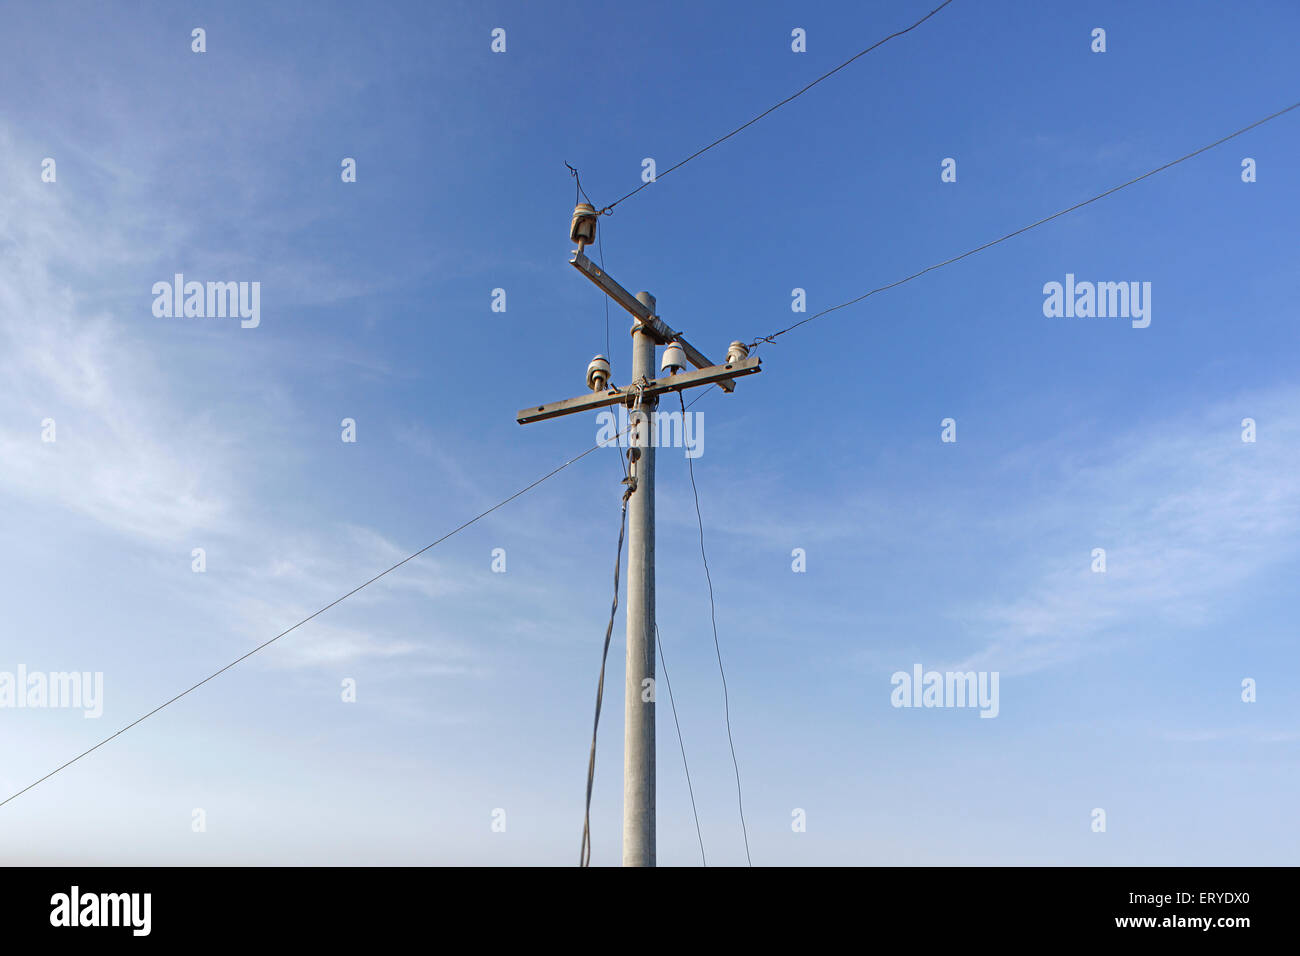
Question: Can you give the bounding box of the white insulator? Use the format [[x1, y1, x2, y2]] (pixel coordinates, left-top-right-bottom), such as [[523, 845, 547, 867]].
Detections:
[[661, 341, 687, 375], [726, 340, 750, 364], [586, 354, 611, 392]]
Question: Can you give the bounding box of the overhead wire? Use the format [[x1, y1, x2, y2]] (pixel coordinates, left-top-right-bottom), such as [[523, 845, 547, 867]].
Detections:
[[598, 225, 611, 359], [595, 0, 957, 216], [0, 424, 641, 811], [749, 100, 1300, 348]]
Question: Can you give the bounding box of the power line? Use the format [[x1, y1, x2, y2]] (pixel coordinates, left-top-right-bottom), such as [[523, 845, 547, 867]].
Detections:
[[656, 623, 707, 866], [580, 483, 633, 867], [565, 160, 591, 206], [598, 216, 611, 359], [750, 99, 1300, 348], [596, 0, 957, 216], [678, 390, 752, 866], [0, 434, 626, 812]]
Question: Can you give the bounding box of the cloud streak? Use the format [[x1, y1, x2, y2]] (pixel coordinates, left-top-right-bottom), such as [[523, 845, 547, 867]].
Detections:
[[955, 388, 1300, 674]]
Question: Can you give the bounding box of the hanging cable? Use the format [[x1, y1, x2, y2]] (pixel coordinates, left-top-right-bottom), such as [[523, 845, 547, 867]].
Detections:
[[678, 390, 752, 865], [565, 160, 590, 206], [579, 384, 722, 863], [580, 476, 635, 867], [656, 622, 707, 866]]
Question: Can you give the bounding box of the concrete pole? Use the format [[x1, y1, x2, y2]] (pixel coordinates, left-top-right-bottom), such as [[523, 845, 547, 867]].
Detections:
[[622, 292, 657, 867]]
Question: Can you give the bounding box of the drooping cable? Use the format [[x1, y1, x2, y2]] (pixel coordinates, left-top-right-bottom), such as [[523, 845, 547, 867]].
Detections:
[[579, 387, 718, 864], [678, 390, 752, 865], [579, 483, 633, 867], [655, 622, 707, 866]]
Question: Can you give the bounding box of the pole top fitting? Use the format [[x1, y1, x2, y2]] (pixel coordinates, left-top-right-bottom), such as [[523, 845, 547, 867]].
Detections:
[[631, 292, 657, 337], [629, 293, 655, 343]]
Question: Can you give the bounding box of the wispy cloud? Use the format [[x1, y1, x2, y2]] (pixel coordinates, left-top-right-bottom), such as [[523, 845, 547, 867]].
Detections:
[[199, 522, 495, 674], [0, 124, 497, 680], [955, 387, 1300, 674], [0, 131, 235, 542]]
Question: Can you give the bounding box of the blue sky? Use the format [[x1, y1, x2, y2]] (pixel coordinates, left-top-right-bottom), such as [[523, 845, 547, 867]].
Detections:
[[1, 0, 1297, 865]]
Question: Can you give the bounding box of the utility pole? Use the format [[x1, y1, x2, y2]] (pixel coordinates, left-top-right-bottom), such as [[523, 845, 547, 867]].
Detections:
[[623, 289, 657, 866], [517, 203, 761, 866]]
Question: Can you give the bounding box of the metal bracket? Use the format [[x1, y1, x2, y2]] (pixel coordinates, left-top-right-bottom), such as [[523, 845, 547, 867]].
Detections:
[[570, 250, 734, 392], [517, 356, 761, 425]]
